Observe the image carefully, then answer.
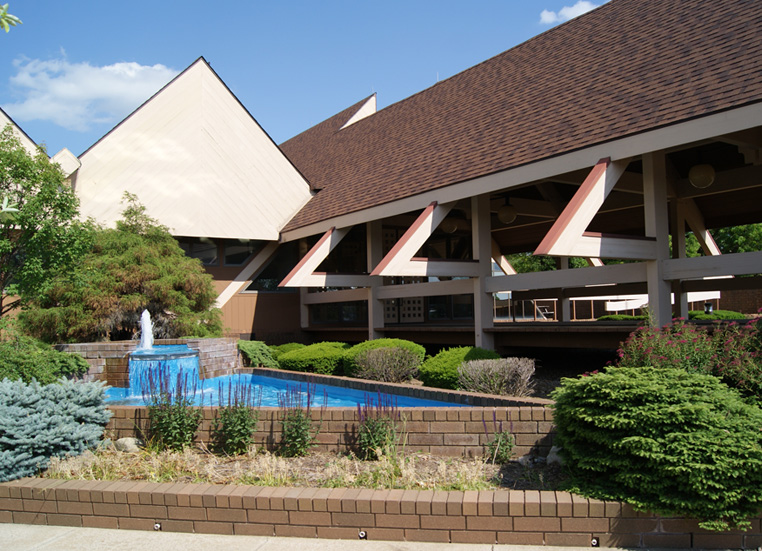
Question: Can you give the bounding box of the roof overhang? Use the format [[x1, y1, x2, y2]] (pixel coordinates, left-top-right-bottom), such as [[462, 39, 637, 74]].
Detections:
[[281, 101, 762, 242]]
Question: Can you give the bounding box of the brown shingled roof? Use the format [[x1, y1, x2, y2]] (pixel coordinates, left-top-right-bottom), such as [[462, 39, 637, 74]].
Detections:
[[280, 0, 762, 233]]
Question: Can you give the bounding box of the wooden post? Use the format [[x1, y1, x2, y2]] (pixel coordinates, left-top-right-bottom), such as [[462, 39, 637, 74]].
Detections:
[[643, 152, 672, 327], [472, 194, 495, 349], [367, 220, 384, 340], [556, 257, 571, 321]]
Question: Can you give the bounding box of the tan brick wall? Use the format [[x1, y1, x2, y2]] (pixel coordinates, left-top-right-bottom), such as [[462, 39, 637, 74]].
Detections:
[[2, 478, 758, 548], [107, 405, 555, 458]]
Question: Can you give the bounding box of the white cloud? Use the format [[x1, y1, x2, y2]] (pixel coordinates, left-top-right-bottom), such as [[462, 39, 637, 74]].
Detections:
[[540, 1, 605, 25], [4, 56, 178, 132]]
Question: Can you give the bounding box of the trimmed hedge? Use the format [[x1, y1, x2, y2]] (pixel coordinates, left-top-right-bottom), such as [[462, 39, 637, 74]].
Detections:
[[269, 342, 306, 362], [342, 338, 426, 376], [419, 346, 500, 389], [237, 340, 278, 368], [551, 365, 762, 531], [596, 314, 648, 321], [278, 342, 349, 375], [689, 309, 745, 320]]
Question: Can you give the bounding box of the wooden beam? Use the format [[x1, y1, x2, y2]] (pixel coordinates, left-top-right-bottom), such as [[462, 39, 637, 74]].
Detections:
[[535, 158, 646, 258], [280, 226, 351, 287], [215, 241, 279, 308], [663, 251, 762, 280], [376, 278, 474, 300], [371, 201, 480, 277], [302, 288, 370, 305], [485, 262, 648, 293]]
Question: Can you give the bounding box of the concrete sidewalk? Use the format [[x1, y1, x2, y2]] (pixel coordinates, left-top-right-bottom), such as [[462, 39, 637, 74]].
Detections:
[[0, 523, 605, 551]]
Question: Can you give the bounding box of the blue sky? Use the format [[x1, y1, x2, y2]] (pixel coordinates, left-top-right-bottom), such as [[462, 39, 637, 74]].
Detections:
[[2, 1, 606, 156]]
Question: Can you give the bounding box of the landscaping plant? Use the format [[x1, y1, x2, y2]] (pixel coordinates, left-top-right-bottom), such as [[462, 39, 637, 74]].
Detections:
[[237, 340, 279, 368], [268, 342, 305, 363], [419, 346, 500, 389], [0, 378, 112, 482], [342, 338, 426, 376], [353, 346, 421, 383], [211, 379, 262, 456], [482, 412, 514, 464], [19, 193, 222, 343], [458, 357, 535, 396], [278, 383, 325, 457], [0, 320, 89, 384], [616, 317, 762, 402], [140, 367, 202, 452], [277, 341, 348, 375], [551, 365, 762, 531], [356, 392, 400, 460]]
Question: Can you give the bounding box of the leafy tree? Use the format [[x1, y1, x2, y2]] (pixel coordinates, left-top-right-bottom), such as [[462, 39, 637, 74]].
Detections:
[[713, 223, 762, 254], [0, 126, 91, 317], [0, 3, 21, 33], [18, 193, 223, 342]]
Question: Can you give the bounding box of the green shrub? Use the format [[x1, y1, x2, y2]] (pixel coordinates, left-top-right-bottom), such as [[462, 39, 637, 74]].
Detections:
[[343, 339, 426, 376], [616, 318, 762, 402], [0, 322, 89, 384], [0, 378, 112, 482], [211, 380, 261, 456], [689, 309, 745, 320], [482, 414, 515, 465], [616, 319, 715, 372], [278, 384, 324, 457], [353, 347, 421, 383], [710, 318, 762, 400], [269, 342, 306, 362], [278, 342, 349, 375], [140, 368, 201, 452], [596, 314, 648, 321], [551, 365, 762, 531], [419, 347, 500, 389], [457, 357, 535, 396], [356, 393, 399, 460], [238, 340, 278, 368]]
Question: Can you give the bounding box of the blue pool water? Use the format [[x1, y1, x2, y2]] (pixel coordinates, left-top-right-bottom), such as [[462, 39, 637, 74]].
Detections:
[[106, 372, 466, 408]]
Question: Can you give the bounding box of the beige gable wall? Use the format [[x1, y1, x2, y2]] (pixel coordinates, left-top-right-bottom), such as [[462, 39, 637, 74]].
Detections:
[[1, 108, 38, 156], [73, 58, 312, 240]]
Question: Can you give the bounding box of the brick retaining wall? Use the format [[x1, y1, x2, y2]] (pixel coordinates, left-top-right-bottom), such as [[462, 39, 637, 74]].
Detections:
[[107, 405, 555, 458], [1, 478, 759, 548]]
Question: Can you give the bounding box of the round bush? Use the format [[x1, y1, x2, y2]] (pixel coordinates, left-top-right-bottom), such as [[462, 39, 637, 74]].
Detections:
[[419, 347, 500, 389], [278, 342, 349, 375], [343, 338, 426, 376], [269, 342, 306, 362], [551, 365, 762, 531]]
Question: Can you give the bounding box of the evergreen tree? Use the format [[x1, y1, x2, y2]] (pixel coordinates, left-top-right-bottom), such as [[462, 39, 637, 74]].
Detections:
[[19, 193, 223, 342]]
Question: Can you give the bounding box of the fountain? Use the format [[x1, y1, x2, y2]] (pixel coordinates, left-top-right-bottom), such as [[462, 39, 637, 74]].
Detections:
[[127, 310, 200, 398]]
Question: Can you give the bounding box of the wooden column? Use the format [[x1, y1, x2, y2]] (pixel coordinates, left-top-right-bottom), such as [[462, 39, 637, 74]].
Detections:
[[556, 257, 571, 322], [472, 194, 495, 350], [643, 152, 672, 327], [367, 220, 384, 340], [670, 199, 689, 318]]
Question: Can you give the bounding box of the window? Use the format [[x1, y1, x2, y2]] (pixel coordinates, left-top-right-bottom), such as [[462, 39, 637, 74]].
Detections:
[[245, 241, 300, 292], [177, 237, 218, 265], [223, 239, 261, 266]]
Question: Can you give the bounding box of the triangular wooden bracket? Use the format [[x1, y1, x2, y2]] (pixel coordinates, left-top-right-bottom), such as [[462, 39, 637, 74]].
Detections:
[[535, 158, 657, 260], [279, 226, 373, 287], [370, 201, 480, 277]]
